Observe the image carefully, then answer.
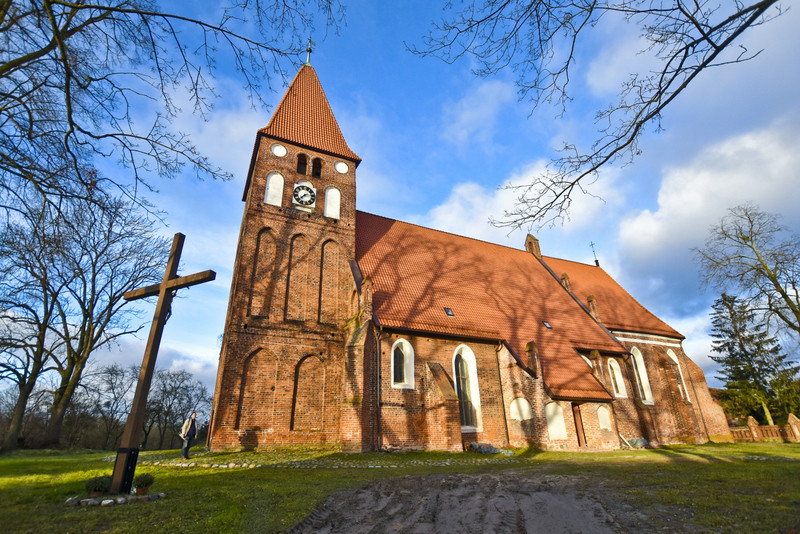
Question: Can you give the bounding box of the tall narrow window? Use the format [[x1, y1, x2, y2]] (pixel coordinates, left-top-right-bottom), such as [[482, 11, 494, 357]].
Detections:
[[453, 345, 481, 429], [668, 349, 691, 402], [297, 154, 307, 174], [630, 347, 653, 403], [391, 339, 414, 389], [608, 359, 627, 398], [324, 187, 341, 219], [264, 172, 284, 206], [393, 347, 405, 384], [311, 157, 322, 177], [455, 355, 476, 427]]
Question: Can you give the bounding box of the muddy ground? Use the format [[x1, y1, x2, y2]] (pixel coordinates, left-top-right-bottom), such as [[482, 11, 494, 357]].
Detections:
[[286, 472, 662, 533]]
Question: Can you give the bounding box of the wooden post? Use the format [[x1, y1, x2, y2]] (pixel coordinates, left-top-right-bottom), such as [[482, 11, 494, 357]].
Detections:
[[110, 233, 215, 494]]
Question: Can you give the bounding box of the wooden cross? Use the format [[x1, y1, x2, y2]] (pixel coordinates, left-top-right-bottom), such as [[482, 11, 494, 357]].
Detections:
[[110, 233, 216, 494]]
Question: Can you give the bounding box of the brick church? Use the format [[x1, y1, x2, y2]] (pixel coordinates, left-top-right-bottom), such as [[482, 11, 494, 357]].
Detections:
[[208, 63, 731, 452]]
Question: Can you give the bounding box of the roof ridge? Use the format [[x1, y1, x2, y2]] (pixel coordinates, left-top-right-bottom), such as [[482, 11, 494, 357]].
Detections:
[[356, 210, 533, 256]]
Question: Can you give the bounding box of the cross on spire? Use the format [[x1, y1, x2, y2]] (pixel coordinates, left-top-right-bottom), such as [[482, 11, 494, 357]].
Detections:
[[305, 37, 316, 65], [590, 241, 600, 267]]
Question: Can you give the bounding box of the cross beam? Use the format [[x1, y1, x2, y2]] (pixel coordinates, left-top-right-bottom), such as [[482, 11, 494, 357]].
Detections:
[[110, 233, 215, 494]]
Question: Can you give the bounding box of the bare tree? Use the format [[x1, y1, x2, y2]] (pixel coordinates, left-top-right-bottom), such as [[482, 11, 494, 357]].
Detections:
[[83, 364, 137, 449], [411, 1, 782, 228], [695, 204, 800, 339], [144, 368, 210, 450], [0, 1, 343, 211], [42, 197, 170, 445], [0, 202, 70, 451]]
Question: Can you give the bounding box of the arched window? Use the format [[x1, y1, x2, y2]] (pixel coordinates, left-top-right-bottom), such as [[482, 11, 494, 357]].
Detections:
[[453, 345, 482, 430], [323, 187, 341, 219], [391, 339, 414, 389], [311, 157, 322, 177], [296, 154, 307, 174], [264, 172, 284, 206], [545, 402, 568, 440], [580, 354, 594, 370], [630, 347, 653, 403], [608, 359, 627, 398], [597, 405, 612, 430], [667, 349, 691, 402], [509, 397, 533, 421]]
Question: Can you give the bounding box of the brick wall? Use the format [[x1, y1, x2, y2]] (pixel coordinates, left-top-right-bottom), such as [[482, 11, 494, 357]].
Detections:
[[376, 332, 509, 451], [209, 136, 359, 451]]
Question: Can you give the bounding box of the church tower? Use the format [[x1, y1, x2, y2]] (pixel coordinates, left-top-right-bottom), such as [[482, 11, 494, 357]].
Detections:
[[209, 64, 362, 449]]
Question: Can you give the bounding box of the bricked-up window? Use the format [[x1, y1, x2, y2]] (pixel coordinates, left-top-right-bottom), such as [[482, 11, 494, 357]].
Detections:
[[390, 339, 415, 389], [297, 154, 307, 174], [264, 172, 284, 206], [453, 345, 482, 430], [323, 187, 341, 219], [630, 347, 653, 403], [545, 402, 568, 440], [597, 405, 612, 430], [311, 157, 322, 177], [608, 359, 627, 398], [509, 397, 533, 421], [667, 349, 691, 402]]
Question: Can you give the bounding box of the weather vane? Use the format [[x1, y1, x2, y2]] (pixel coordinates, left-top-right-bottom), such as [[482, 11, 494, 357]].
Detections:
[[305, 37, 316, 66], [590, 241, 600, 266]]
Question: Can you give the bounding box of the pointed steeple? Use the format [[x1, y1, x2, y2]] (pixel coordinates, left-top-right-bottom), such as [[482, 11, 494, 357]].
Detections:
[[260, 65, 360, 163]]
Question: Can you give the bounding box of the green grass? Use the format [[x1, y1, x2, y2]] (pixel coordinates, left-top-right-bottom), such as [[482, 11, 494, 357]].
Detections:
[[1, 443, 799, 533]]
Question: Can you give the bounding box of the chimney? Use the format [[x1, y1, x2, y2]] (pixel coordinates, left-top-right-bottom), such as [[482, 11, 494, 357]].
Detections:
[[560, 273, 572, 291], [587, 295, 600, 322], [525, 234, 542, 259]]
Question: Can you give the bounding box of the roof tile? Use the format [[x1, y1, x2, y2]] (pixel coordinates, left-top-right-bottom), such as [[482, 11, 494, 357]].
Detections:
[[356, 212, 622, 401], [260, 65, 360, 162]]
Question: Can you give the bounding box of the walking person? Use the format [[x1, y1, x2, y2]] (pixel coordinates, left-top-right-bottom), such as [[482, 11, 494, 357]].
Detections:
[[180, 412, 197, 460]]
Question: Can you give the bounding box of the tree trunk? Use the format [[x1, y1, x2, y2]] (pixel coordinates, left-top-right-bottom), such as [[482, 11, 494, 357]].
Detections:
[[1, 381, 36, 452], [43, 365, 85, 447], [761, 400, 775, 426]]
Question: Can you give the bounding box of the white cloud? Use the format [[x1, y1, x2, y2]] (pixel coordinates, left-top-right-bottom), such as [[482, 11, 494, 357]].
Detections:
[[620, 118, 800, 261], [441, 80, 515, 148], [412, 159, 625, 255], [586, 33, 658, 98]]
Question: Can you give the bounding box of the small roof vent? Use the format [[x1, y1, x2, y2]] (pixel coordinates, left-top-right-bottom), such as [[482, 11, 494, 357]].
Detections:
[[444, 307, 455, 317]]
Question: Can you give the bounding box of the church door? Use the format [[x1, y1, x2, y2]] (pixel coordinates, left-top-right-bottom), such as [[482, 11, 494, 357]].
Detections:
[[455, 354, 477, 427]]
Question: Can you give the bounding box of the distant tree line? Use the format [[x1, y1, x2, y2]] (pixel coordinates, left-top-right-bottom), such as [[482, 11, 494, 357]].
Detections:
[[0, 364, 210, 451]]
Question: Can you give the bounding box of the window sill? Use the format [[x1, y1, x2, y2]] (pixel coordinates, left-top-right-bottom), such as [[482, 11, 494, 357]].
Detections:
[[391, 383, 415, 390]]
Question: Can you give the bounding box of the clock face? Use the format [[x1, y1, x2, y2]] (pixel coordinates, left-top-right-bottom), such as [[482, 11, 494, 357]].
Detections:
[[292, 184, 316, 206]]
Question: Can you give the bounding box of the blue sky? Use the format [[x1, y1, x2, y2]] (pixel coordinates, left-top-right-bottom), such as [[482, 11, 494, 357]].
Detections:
[[95, 2, 800, 392]]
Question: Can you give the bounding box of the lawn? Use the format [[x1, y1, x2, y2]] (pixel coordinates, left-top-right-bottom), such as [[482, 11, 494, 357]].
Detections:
[[1, 442, 798, 533]]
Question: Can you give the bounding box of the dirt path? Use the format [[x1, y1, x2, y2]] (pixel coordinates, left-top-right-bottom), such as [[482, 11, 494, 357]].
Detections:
[[287, 472, 648, 533]]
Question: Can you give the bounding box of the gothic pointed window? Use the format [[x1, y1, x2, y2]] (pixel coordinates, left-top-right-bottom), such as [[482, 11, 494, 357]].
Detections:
[[453, 345, 481, 429], [630, 347, 653, 403], [311, 157, 322, 177], [264, 172, 284, 207], [324, 187, 341, 219], [667, 349, 691, 402], [391, 339, 414, 389], [608, 358, 627, 398], [297, 154, 307, 175]]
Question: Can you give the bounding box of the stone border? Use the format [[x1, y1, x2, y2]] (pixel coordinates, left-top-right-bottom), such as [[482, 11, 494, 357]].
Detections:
[[65, 493, 166, 507]]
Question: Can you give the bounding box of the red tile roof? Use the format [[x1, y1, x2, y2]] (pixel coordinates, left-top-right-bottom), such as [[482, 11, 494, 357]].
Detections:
[[543, 257, 684, 339], [356, 212, 623, 401], [260, 65, 360, 163]]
